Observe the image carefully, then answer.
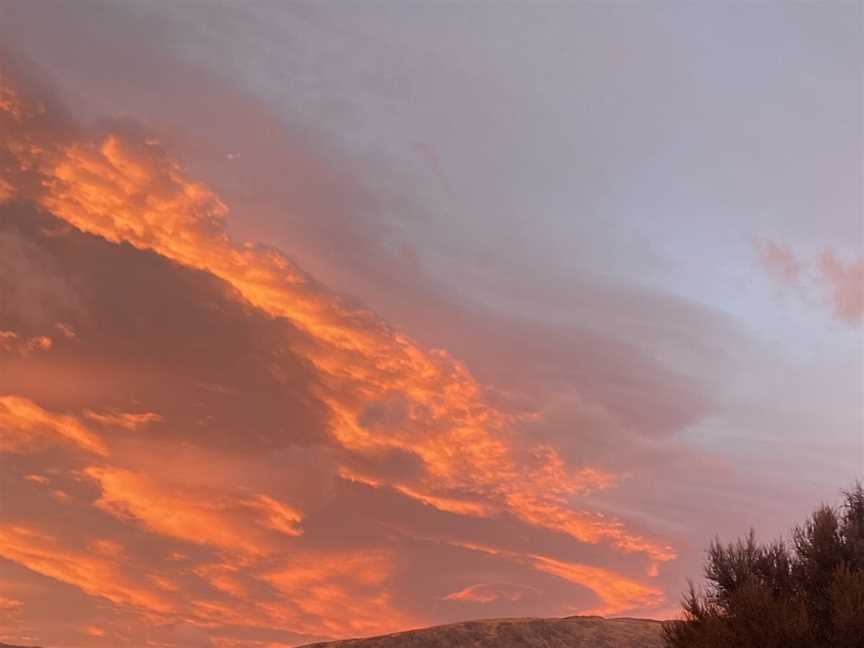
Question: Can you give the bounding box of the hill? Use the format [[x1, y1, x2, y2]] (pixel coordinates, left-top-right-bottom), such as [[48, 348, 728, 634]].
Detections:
[[299, 616, 664, 648]]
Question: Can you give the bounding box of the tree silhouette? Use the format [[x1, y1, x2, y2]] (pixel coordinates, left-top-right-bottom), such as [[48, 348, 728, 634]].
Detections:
[[663, 484, 864, 648]]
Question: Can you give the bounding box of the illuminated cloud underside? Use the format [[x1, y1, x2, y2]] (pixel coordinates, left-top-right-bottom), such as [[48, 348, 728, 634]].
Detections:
[[0, 63, 678, 647]]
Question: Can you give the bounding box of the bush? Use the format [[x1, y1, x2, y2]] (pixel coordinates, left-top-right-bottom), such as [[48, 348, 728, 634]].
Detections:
[[662, 484, 864, 648]]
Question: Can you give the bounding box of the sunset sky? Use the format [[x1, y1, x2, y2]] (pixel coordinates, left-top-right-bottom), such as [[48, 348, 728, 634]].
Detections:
[[0, 2, 862, 647]]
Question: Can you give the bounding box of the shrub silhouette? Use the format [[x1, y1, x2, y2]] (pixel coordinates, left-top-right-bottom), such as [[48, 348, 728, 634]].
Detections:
[[662, 484, 864, 648]]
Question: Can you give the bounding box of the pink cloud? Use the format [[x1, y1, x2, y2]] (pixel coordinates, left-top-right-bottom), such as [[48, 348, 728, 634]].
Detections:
[[820, 250, 864, 324], [756, 240, 801, 284], [757, 240, 864, 325]]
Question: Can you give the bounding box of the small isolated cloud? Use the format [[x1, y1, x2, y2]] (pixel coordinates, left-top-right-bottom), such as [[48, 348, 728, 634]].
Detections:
[[0, 395, 107, 456], [84, 410, 164, 431], [443, 582, 537, 604], [820, 250, 864, 324], [756, 239, 801, 284], [756, 240, 864, 326], [0, 330, 52, 355]]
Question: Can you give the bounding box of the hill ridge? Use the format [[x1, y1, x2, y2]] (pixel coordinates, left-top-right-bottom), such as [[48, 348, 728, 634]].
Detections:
[[298, 615, 665, 648]]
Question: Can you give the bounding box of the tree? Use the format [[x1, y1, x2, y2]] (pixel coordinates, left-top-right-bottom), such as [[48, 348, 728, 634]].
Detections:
[[662, 484, 864, 648]]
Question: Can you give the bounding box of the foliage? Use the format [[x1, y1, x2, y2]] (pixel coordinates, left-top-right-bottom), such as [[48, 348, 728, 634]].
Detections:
[[663, 484, 864, 648]]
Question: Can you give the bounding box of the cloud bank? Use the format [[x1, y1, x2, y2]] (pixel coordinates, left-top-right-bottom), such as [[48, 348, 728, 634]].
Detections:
[[0, 56, 697, 648]]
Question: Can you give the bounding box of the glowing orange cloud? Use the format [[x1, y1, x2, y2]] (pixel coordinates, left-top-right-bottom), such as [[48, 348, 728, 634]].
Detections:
[[0, 67, 675, 566], [0, 395, 107, 456], [0, 70, 27, 122], [84, 409, 164, 431], [0, 65, 681, 645], [0, 331, 52, 355], [262, 551, 417, 638], [529, 555, 664, 616], [442, 583, 537, 604], [442, 540, 663, 616], [86, 467, 303, 555], [0, 524, 173, 614]]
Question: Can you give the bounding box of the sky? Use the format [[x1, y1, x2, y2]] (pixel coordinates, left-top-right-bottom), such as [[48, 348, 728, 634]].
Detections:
[[0, 1, 861, 647]]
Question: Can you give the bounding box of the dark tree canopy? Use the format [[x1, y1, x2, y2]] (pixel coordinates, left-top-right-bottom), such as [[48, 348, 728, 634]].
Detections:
[[663, 484, 864, 648]]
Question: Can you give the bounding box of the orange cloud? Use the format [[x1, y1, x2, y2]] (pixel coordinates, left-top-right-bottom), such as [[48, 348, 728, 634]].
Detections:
[[84, 409, 164, 431], [0, 61, 686, 645], [0, 595, 23, 613], [86, 467, 303, 555], [262, 551, 417, 638], [0, 331, 52, 355], [0, 63, 676, 567], [0, 593, 23, 638], [0, 524, 173, 614], [442, 583, 536, 603], [0, 177, 13, 202], [193, 564, 249, 600], [529, 554, 664, 616], [0, 70, 28, 122], [0, 395, 107, 456], [445, 540, 663, 616]]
